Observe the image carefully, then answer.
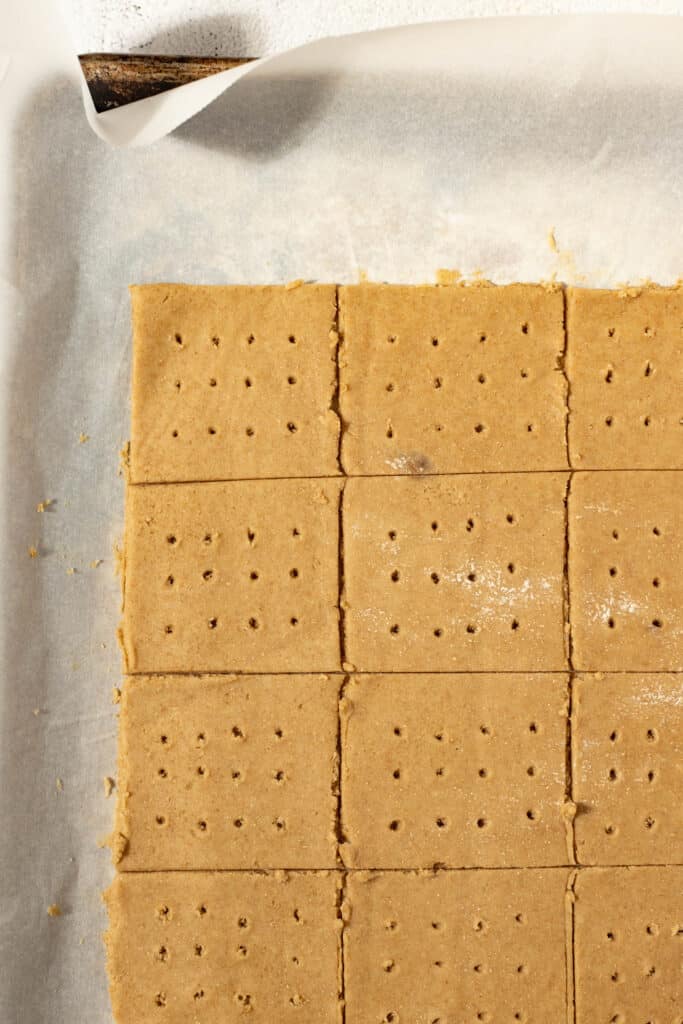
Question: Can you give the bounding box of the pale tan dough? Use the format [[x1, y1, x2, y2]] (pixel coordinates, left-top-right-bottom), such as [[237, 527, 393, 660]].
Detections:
[[122, 478, 342, 673], [569, 471, 683, 671], [105, 871, 342, 1024], [341, 673, 570, 869], [344, 869, 572, 1024], [574, 867, 683, 1024], [343, 472, 568, 671], [339, 283, 568, 474], [572, 673, 683, 865], [116, 675, 341, 870], [129, 284, 339, 482], [567, 286, 683, 469]]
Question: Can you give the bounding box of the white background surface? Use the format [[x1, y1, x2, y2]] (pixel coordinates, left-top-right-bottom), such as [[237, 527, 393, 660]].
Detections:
[[61, 0, 682, 55]]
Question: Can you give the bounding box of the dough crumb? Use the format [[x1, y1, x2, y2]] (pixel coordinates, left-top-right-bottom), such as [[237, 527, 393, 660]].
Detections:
[[112, 687, 122, 704], [47, 904, 62, 917], [90, 559, 103, 569], [36, 499, 54, 513], [118, 442, 130, 478], [110, 832, 129, 864], [28, 546, 38, 559], [78, 432, 89, 444], [285, 278, 305, 290], [435, 269, 462, 285], [548, 227, 559, 253], [66, 567, 77, 576], [103, 776, 115, 798], [56, 777, 64, 792]]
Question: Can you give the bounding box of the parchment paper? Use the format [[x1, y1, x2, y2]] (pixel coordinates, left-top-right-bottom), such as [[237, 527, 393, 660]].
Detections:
[[1, 3, 681, 1021]]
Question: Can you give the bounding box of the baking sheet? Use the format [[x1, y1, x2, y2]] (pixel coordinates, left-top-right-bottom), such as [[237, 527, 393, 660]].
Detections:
[[1, 4, 682, 1021]]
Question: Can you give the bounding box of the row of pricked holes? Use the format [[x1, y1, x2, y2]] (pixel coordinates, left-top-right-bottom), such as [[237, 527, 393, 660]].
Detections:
[[387, 516, 518, 539], [155, 946, 303, 962], [157, 767, 288, 782], [385, 325, 531, 346], [603, 415, 677, 428], [174, 333, 298, 348], [165, 568, 300, 585], [603, 361, 657, 382], [387, 811, 541, 832], [155, 992, 308, 1010], [174, 375, 299, 389], [384, 422, 538, 438], [153, 814, 288, 832], [387, 622, 523, 636], [165, 527, 301, 545], [170, 423, 300, 439], [158, 727, 284, 745], [163, 616, 301, 634], [385, 369, 533, 391]]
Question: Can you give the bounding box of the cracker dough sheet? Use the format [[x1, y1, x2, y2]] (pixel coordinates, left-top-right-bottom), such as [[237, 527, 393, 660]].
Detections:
[[107, 281, 683, 1023]]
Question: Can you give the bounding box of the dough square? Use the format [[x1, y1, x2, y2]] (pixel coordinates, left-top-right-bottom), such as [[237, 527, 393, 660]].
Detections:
[[122, 478, 341, 673], [339, 284, 568, 474], [574, 867, 683, 1024], [115, 674, 340, 870], [344, 869, 571, 1024], [569, 471, 683, 671], [129, 284, 339, 483], [341, 674, 570, 868], [572, 673, 683, 866], [343, 473, 568, 671], [105, 871, 342, 1024], [567, 287, 683, 469]]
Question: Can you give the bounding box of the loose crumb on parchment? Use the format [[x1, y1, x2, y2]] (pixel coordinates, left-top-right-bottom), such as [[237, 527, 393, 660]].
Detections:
[[28, 546, 38, 559], [47, 904, 62, 918], [78, 432, 89, 444], [36, 499, 54, 513]]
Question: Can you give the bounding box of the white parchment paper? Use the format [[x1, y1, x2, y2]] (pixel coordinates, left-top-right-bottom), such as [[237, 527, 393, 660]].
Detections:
[[1, 3, 681, 1021]]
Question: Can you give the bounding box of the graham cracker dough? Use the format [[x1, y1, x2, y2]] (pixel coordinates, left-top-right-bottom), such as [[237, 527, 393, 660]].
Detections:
[[343, 473, 568, 671], [107, 282, 683, 1023], [122, 478, 341, 673], [569, 471, 683, 671], [339, 284, 568, 475], [567, 287, 683, 469], [572, 673, 683, 865], [344, 869, 571, 1024], [115, 674, 340, 870], [105, 871, 342, 1023], [129, 284, 339, 483], [574, 867, 683, 1024], [341, 673, 570, 869]]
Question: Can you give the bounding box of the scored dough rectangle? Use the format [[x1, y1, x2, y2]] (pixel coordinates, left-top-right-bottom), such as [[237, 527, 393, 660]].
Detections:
[[339, 283, 568, 474], [574, 867, 683, 1024], [572, 673, 683, 865], [569, 471, 683, 671], [343, 473, 568, 671], [341, 673, 570, 868], [129, 284, 340, 483], [105, 871, 342, 1024], [344, 869, 571, 1024], [567, 287, 683, 469], [122, 478, 342, 673], [115, 675, 340, 870]]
